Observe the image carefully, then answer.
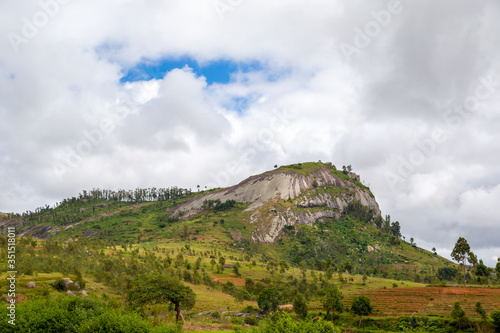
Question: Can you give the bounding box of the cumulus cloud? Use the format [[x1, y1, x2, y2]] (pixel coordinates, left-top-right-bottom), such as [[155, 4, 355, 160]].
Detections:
[[0, 0, 499, 266]]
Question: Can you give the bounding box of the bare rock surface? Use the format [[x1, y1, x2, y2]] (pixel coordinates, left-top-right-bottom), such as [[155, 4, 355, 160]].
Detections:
[[171, 165, 380, 243]]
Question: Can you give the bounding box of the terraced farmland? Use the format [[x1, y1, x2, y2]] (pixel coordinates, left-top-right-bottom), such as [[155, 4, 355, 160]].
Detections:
[[343, 287, 500, 317]]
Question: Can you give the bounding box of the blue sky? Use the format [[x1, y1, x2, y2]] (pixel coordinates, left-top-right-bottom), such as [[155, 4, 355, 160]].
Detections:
[[121, 57, 263, 85]]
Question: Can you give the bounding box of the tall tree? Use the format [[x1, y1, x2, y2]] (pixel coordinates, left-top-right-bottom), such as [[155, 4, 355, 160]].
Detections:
[[127, 273, 195, 321], [322, 285, 344, 322], [468, 252, 478, 272], [391, 221, 401, 238], [451, 237, 471, 286]]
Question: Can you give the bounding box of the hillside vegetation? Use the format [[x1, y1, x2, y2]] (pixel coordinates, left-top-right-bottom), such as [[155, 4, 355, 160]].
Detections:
[[1, 162, 499, 332]]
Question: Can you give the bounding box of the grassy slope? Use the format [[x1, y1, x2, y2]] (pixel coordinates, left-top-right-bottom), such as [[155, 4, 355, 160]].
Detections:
[[12, 162, 458, 282], [5, 162, 498, 331]]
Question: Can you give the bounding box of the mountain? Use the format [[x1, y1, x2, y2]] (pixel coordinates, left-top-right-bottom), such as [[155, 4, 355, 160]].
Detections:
[[172, 162, 379, 243]]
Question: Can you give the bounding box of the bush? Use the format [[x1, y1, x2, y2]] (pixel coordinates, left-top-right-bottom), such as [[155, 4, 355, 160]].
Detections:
[[293, 294, 308, 319], [242, 312, 341, 332], [80, 309, 152, 333], [243, 315, 259, 326], [491, 310, 500, 330], [437, 267, 458, 281], [51, 279, 62, 291], [241, 305, 258, 313], [0, 295, 182, 333]]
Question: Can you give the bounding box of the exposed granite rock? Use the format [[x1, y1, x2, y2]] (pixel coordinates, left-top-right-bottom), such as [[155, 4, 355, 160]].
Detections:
[[171, 165, 380, 244]]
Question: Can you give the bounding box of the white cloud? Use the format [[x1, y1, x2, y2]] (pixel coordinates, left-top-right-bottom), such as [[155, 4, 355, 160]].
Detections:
[[0, 0, 499, 266]]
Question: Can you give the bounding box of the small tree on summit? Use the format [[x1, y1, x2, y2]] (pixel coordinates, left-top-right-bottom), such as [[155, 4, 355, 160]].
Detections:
[[342, 165, 352, 175], [451, 237, 471, 286]]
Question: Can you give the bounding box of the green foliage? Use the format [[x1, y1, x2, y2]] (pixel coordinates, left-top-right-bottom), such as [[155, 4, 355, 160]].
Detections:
[[491, 310, 500, 330], [496, 258, 500, 278], [342, 165, 352, 175], [436, 267, 458, 281], [451, 237, 471, 286], [241, 312, 340, 333], [474, 301, 487, 321], [292, 294, 308, 319], [0, 295, 179, 333], [390, 221, 401, 238], [243, 315, 259, 326], [127, 272, 195, 321], [202, 199, 236, 211], [345, 200, 375, 222], [322, 285, 344, 321], [257, 287, 282, 315], [476, 259, 490, 277], [51, 278, 68, 291], [351, 295, 373, 325], [450, 301, 465, 320], [79, 309, 155, 333]]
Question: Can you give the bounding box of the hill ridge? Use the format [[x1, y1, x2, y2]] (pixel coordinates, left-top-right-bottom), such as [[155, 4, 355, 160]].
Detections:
[[171, 162, 380, 243]]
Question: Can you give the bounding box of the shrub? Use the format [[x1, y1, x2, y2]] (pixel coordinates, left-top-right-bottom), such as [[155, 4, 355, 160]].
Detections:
[[80, 309, 152, 333], [293, 294, 308, 319], [244, 312, 341, 332], [243, 315, 259, 326], [51, 279, 67, 291], [491, 310, 500, 330]]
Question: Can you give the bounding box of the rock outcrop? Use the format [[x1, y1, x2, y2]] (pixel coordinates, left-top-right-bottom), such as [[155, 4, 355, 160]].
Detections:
[[171, 164, 380, 243]]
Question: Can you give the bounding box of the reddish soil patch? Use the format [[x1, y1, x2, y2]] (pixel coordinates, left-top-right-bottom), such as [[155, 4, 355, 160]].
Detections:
[[344, 287, 500, 317], [211, 276, 246, 286], [7, 294, 27, 304]]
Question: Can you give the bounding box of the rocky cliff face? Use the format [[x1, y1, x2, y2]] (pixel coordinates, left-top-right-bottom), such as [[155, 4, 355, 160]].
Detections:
[[171, 164, 380, 243]]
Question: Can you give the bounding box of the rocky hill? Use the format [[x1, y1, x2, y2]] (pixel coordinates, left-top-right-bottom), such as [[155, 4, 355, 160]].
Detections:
[[2, 161, 455, 281], [172, 162, 380, 243]]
